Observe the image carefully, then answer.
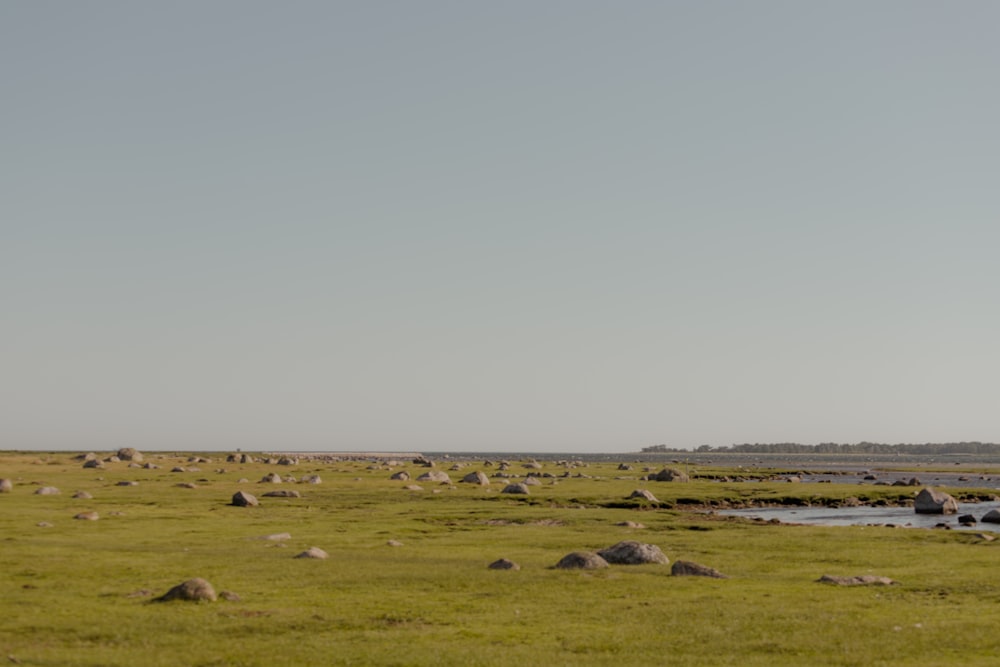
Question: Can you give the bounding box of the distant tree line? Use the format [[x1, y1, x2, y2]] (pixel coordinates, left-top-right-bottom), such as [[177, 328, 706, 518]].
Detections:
[[641, 442, 1000, 455]]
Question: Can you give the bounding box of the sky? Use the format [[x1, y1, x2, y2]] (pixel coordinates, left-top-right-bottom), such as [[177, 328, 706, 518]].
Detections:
[[3, 1, 1000, 453]]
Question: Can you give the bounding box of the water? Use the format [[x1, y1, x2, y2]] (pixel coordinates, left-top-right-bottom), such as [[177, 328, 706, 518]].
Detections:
[[720, 501, 1000, 532]]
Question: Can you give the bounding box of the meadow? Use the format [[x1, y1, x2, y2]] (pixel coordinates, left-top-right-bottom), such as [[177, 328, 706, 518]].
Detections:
[[2, 451, 1000, 666]]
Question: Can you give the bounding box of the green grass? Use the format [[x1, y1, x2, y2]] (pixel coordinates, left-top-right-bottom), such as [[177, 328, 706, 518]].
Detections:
[[2, 452, 1000, 666]]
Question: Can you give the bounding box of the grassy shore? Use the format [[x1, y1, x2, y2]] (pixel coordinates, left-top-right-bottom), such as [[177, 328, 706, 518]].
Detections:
[[2, 451, 999, 666]]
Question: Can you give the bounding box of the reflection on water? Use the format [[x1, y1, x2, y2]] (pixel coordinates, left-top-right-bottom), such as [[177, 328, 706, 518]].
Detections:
[[720, 502, 1000, 532]]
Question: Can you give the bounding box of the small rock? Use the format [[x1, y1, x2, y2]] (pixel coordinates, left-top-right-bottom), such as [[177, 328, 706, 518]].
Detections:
[[0, 479, 12, 493], [555, 552, 609, 569], [73, 490, 93, 499], [597, 541, 669, 565], [294, 547, 329, 559], [262, 490, 301, 498], [671, 560, 728, 578], [488, 558, 520, 570], [818, 574, 897, 586], [629, 489, 659, 503], [34, 487, 60, 495], [219, 591, 241, 601], [154, 578, 218, 602], [261, 533, 292, 541], [74, 511, 99, 521], [387, 540, 404, 547], [501, 483, 530, 495], [231, 491, 258, 507]]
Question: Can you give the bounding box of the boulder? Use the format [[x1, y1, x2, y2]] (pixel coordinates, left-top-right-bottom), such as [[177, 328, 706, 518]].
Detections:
[[116, 448, 143, 462], [74, 511, 99, 521], [403, 485, 423, 491], [488, 558, 520, 570], [914, 488, 958, 514], [982, 509, 1000, 524], [155, 578, 217, 602], [390, 471, 410, 481], [294, 547, 329, 559], [522, 477, 542, 486], [260, 473, 282, 484], [73, 490, 93, 499], [597, 541, 669, 565], [416, 470, 452, 484], [301, 475, 322, 484], [0, 479, 12, 493], [818, 574, 896, 586], [629, 489, 660, 503], [35, 487, 60, 495], [501, 483, 530, 495], [262, 490, 301, 498], [460, 471, 490, 486], [116, 481, 138, 486], [555, 552, 609, 570], [231, 491, 259, 507], [82, 459, 104, 469], [616, 520, 646, 529], [959, 514, 977, 526], [652, 468, 689, 482], [671, 560, 728, 578]]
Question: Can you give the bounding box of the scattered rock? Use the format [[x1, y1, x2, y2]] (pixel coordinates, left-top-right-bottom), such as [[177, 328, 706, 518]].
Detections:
[[219, 590, 241, 601], [597, 541, 669, 565], [261, 532, 292, 541], [37, 522, 53, 528], [34, 487, 60, 495], [301, 475, 322, 484], [402, 484, 423, 491], [981, 509, 1000, 524], [555, 552, 609, 570], [176, 483, 197, 489], [488, 558, 520, 570], [501, 483, 530, 495], [154, 578, 218, 602], [82, 459, 104, 469], [671, 560, 728, 578], [390, 471, 410, 481], [0, 479, 11, 493], [818, 574, 896, 586], [116, 448, 143, 462], [651, 468, 689, 482], [262, 490, 301, 498], [74, 511, 99, 521], [416, 470, 452, 484], [116, 481, 138, 487], [616, 521, 646, 529], [914, 488, 958, 514], [629, 489, 659, 503], [260, 473, 282, 484], [295, 547, 329, 559], [73, 490, 93, 499], [231, 491, 259, 507], [522, 477, 542, 486], [386, 540, 404, 547], [460, 471, 490, 486], [958, 514, 977, 526]]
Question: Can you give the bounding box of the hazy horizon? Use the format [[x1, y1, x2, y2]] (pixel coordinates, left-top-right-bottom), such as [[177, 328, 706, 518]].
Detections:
[[5, 2, 1000, 454]]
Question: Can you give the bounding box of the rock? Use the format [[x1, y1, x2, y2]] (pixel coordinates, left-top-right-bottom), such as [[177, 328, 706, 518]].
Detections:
[[262, 490, 301, 498], [403, 484, 423, 491], [261, 532, 292, 541], [501, 483, 530, 495], [597, 541, 669, 565], [817, 574, 896, 586], [522, 477, 542, 486], [37, 522, 53, 528], [616, 521, 646, 529], [116, 481, 138, 486], [554, 552, 609, 570], [260, 473, 282, 484], [219, 590, 241, 601], [671, 560, 728, 578], [231, 491, 259, 507], [171, 467, 186, 473], [155, 578, 218, 602], [73, 490, 93, 499], [914, 488, 958, 514], [176, 483, 197, 489], [652, 468, 689, 482], [629, 489, 660, 503], [0, 479, 12, 493], [74, 511, 99, 521], [959, 514, 977, 526], [617, 463, 633, 471], [301, 475, 322, 484], [295, 547, 329, 559], [416, 470, 452, 484], [460, 471, 490, 486], [144, 463, 160, 469], [981, 509, 1000, 524], [386, 540, 404, 547], [34, 487, 60, 495], [786, 476, 802, 483], [390, 471, 410, 481], [488, 558, 520, 570], [82, 459, 104, 469], [116, 448, 143, 462]]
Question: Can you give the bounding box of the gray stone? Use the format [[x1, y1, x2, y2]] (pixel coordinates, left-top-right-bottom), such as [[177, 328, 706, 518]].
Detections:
[[652, 468, 690, 482], [671, 560, 728, 578], [262, 490, 301, 498], [501, 483, 530, 495], [116, 448, 143, 462], [982, 509, 1000, 524], [914, 488, 958, 514], [488, 558, 520, 570], [155, 578, 218, 602], [74, 511, 99, 521], [629, 489, 660, 503], [72, 491, 93, 499], [260, 473, 282, 484], [294, 547, 329, 559], [416, 470, 452, 484], [231, 491, 258, 507], [82, 459, 104, 469], [460, 471, 490, 486], [34, 486, 60, 495], [597, 541, 669, 565], [0, 479, 12, 493], [555, 552, 609, 570], [390, 471, 410, 481]]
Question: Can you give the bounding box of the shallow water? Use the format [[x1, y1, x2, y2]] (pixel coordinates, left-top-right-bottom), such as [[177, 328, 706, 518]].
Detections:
[[720, 501, 1000, 532]]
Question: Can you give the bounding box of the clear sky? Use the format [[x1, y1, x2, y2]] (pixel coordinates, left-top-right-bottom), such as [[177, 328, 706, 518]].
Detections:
[[3, 1, 999, 453]]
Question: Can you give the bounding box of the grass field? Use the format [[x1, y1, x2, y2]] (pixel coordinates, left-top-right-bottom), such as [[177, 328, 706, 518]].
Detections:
[[2, 451, 999, 666]]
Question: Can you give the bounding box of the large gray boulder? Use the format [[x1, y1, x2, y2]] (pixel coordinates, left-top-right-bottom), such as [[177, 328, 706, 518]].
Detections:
[[597, 541, 669, 565], [154, 578, 217, 602], [390, 471, 410, 481], [981, 509, 1000, 524], [555, 552, 609, 570], [416, 470, 452, 484], [231, 491, 259, 507], [652, 468, 689, 482], [116, 447, 143, 462], [501, 483, 530, 495], [460, 471, 490, 486], [914, 488, 958, 514]]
